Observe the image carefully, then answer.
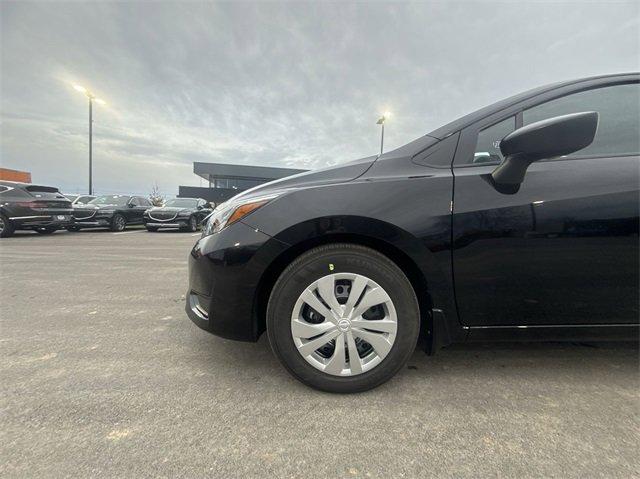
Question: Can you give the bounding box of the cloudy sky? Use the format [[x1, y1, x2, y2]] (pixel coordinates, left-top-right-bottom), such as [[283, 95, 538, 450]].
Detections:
[[1, 1, 638, 195]]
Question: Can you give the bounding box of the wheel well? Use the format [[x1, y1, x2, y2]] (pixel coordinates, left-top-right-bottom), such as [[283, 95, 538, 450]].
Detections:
[[252, 234, 433, 340]]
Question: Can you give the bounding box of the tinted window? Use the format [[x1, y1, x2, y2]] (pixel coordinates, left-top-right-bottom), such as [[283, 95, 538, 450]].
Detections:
[[524, 83, 640, 158], [77, 196, 93, 204], [24, 185, 65, 199], [472, 116, 515, 164], [137, 197, 151, 206]]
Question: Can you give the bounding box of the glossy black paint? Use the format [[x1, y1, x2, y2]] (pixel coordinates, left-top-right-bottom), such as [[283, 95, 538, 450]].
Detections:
[[72, 195, 151, 230], [0, 181, 73, 236], [186, 73, 639, 346], [143, 198, 211, 230]]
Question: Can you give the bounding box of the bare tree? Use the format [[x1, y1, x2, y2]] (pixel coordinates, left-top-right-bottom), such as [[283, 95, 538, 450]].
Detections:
[[149, 182, 165, 206]]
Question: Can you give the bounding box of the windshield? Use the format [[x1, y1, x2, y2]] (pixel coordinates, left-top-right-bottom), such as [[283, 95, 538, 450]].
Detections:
[[164, 198, 198, 208], [65, 194, 79, 202], [89, 195, 130, 206]]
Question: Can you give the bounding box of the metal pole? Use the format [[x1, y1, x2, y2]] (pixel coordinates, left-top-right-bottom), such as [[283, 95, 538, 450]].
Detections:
[[380, 122, 384, 156], [89, 97, 93, 195]]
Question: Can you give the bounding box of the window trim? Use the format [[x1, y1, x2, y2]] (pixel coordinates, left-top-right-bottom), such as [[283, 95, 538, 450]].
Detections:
[[454, 78, 639, 168]]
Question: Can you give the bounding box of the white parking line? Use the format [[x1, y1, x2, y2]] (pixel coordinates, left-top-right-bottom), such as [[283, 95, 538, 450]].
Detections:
[[113, 230, 146, 235], [191, 233, 200, 236]]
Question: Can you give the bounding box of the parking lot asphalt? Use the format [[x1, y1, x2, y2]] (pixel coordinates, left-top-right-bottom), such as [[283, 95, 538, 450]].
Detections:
[[1, 228, 638, 478]]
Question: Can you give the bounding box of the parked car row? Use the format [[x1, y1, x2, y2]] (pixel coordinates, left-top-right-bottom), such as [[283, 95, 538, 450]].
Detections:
[[0, 180, 212, 237]]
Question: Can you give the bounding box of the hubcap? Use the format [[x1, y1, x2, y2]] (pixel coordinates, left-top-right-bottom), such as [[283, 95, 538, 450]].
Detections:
[[290, 272, 397, 377], [0, 217, 4, 233]]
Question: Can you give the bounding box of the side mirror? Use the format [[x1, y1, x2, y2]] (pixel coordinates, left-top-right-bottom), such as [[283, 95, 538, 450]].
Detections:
[[491, 111, 598, 192], [128, 202, 135, 208]]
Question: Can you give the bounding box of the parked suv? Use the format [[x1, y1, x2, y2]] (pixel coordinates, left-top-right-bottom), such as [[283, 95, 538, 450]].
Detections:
[[143, 197, 211, 232], [69, 194, 152, 232], [185, 73, 639, 393], [0, 181, 73, 237]]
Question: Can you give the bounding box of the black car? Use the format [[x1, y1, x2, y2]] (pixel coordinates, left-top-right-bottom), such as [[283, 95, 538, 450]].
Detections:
[[143, 197, 211, 232], [0, 181, 73, 237], [69, 194, 152, 232], [186, 73, 639, 393]]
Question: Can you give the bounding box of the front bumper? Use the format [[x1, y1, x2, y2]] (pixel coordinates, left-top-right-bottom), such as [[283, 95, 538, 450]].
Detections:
[[185, 221, 289, 341], [74, 216, 113, 228], [145, 220, 189, 228]]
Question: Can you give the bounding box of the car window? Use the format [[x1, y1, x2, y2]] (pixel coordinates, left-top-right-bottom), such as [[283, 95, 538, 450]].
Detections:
[[524, 83, 640, 158], [0, 186, 8, 193], [77, 196, 92, 204], [138, 197, 151, 206], [129, 197, 140, 206], [472, 116, 515, 165], [24, 185, 66, 199]]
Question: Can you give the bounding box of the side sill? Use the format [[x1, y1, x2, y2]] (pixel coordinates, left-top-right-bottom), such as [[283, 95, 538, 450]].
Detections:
[[465, 324, 639, 342]]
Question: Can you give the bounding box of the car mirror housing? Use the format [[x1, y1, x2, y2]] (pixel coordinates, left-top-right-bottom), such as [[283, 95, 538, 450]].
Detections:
[[490, 111, 599, 192]]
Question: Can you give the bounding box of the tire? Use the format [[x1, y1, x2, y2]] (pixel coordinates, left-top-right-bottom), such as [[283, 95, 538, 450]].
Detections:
[[110, 214, 126, 232], [0, 214, 15, 238], [267, 243, 420, 393], [180, 216, 197, 232], [35, 227, 57, 235], [146, 226, 158, 232], [66, 225, 80, 232]]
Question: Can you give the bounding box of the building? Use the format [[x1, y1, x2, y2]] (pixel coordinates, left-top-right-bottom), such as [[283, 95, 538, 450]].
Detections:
[[178, 162, 307, 205], [0, 167, 31, 183]]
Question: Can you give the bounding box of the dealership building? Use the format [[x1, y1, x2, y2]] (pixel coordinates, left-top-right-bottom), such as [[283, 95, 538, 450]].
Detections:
[[178, 162, 307, 205]]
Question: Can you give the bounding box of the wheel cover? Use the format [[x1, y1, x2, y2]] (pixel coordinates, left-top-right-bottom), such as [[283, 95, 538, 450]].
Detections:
[[291, 272, 397, 377], [0, 217, 4, 233], [115, 216, 125, 230]]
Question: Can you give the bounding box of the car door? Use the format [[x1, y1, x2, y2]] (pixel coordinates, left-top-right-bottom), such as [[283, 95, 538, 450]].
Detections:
[[132, 197, 150, 224], [452, 81, 639, 327], [124, 196, 139, 223]]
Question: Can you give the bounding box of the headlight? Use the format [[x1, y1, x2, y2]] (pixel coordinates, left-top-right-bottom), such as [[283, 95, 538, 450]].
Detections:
[[202, 193, 279, 238]]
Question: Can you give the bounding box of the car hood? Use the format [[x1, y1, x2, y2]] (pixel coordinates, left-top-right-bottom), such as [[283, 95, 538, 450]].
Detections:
[[230, 155, 376, 203], [148, 207, 192, 213]]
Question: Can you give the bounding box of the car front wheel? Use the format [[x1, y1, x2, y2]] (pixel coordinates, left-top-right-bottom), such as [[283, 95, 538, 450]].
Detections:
[[0, 214, 15, 238], [110, 214, 126, 232], [267, 243, 420, 393], [181, 216, 197, 232]]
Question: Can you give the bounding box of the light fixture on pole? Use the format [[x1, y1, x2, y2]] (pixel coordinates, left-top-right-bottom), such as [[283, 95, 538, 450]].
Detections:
[[73, 84, 106, 195], [376, 111, 391, 156]]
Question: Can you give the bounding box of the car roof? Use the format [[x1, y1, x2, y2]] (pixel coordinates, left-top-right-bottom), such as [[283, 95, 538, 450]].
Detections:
[[0, 180, 59, 190]]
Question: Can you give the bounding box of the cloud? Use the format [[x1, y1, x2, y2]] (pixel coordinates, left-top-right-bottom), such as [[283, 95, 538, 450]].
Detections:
[[1, 1, 638, 195]]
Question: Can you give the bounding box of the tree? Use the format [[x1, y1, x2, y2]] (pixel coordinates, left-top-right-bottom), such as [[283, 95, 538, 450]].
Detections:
[[149, 182, 165, 206]]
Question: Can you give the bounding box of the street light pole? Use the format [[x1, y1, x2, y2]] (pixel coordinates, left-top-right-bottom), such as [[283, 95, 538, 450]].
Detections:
[[89, 97, 93, 195], [376, 112, 390, 156], [73, 84, 106, 195]]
